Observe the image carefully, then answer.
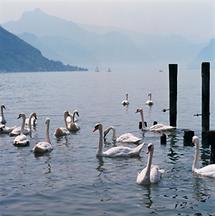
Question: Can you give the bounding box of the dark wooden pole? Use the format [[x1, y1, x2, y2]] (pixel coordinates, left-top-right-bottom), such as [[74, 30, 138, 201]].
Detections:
[[202, 62, 210, 133], [169, 64, 177, 127]]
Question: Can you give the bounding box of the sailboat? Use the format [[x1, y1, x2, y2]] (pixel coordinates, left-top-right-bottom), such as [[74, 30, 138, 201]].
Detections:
[[95, 66, 99, 72]]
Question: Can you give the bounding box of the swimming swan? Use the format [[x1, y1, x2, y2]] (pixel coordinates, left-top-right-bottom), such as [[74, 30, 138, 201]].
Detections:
[[136, 108, 174, 132], [67, 110, 80, 132], [54, 111, 70, 137], [136, 143, 164, 185], [13, 113, 30, 147], [149, 123, 175, 132], [0, 104, 6, 125], [192, 136, 215, 178], [93, 123, 144, 158], [104, 126, 141, 144], [10, 113, 31, 136], [145, 93, 154, 106], [136, 108, 147, 131], [25, 112, 37, 127], [121, 93, 129, 106], [66, 109, 79, 123], [33, 118, 53, 155]]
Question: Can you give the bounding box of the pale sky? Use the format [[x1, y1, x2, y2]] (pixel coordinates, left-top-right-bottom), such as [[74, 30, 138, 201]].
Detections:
[[0, 0, 214, 41]]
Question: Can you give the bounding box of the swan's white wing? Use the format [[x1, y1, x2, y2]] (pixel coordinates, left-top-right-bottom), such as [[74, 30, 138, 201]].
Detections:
[[136, 167, 149, 185], [14, 134, 29, 146], [194, 164, 215, 177], [150, 124, 175, 132], [103, 143, 144, 157], [33, 142, 53, 153], [117, 133, 141, 143], [150, 165, 164, 183], [103, 146, 133, 157]]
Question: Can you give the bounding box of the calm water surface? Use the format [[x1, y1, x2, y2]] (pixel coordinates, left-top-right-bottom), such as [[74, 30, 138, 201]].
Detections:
[[0, 66, 215, 216]]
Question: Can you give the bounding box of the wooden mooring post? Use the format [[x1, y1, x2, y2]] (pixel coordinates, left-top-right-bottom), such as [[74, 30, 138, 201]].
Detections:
[[169, 64, 177, 127], [202, 62, 210, 133]]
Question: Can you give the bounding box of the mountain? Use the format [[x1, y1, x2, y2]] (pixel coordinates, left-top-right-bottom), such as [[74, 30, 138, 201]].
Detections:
[[3, 8, 206, 67], [190, 39, 215, 68], [0, 26, 87, 72]]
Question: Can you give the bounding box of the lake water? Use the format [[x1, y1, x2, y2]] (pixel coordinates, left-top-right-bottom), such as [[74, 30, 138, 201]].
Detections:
[[0, 65, 215, 216]]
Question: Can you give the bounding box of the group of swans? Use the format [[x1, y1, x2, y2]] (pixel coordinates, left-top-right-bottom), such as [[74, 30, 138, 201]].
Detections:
[[10, 112, 52, 154], [121, 93, 154, 107], [136, 108, 175, 132], [94, 123, 164, 185], [93, 123, 144, 158], [54, 110, 80, 138]]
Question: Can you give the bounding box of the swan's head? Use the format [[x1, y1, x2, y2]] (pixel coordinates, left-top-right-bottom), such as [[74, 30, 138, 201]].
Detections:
[[17, 113, 26, 119], [148, 93, 152, 97], [1, 104, 6, 110], [45, 118, 50, 125], [147, 143, 154, 154], [103, 126, 114, 138], [192, 136, 199, 145], [93, 123, 102, 132], [31, 112, 37, 119], [74, 110, 79, 117], [64, 111, 70, 117], [136, 108, 143, 113], [153, 121, 158, 125]]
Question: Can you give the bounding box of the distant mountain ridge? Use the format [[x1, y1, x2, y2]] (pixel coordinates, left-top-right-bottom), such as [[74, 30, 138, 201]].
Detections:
[[3, 8, 214, 68], [0, 26, 87, 72]]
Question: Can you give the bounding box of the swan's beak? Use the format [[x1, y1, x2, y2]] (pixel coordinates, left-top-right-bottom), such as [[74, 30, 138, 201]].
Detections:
[[93, 128, 97, 132], [2, 105, 6, 110]]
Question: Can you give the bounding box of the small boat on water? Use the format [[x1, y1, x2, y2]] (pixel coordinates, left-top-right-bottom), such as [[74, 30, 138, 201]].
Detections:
[[107, 67, 111, 72], [95, 66, 99, 72]]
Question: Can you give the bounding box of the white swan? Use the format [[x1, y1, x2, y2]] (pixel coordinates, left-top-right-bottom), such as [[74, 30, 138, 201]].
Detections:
[[136, 143, 164, 185], [149, 122, 175, 132], [121, 93, 129, 106], [192, 136, 215, 178], [32, 118, 53, 155], [145, 93, 154, 106], [66, 109, 79, 123], [54, 111, 70, 137], [104, 126, 141, 144], [136, 108, 174, 132], [136, 108, 147, 131], [93, 123, 144, 157], [10, 113, 31, 136], [67, 110, 80, 132], [0, 124, 16, 134], [0, 104, 6, 125], [13, 113, 30, 147], [25, 112, 37, 127]]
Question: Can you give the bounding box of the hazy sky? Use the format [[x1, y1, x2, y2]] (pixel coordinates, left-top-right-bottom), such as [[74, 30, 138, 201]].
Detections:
[[0, 0, 214, 41]]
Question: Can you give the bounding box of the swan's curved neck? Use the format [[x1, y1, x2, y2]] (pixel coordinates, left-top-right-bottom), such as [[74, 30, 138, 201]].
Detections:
[[111, 127, 117, 141], [28, 114, 33, 136], [1, 106, 6, 123], [140, 110, 145, 128], [126, 94, 128, 100], [64, 113, 69, 129], [192, 142, 200, 171], [20, 115, 26, 134], [145, 149, 153, 181], [97, 126, 103, 156], [73, 111, 78, 122], [45, 121, 51, 144], [148, 94, 152, 101]]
